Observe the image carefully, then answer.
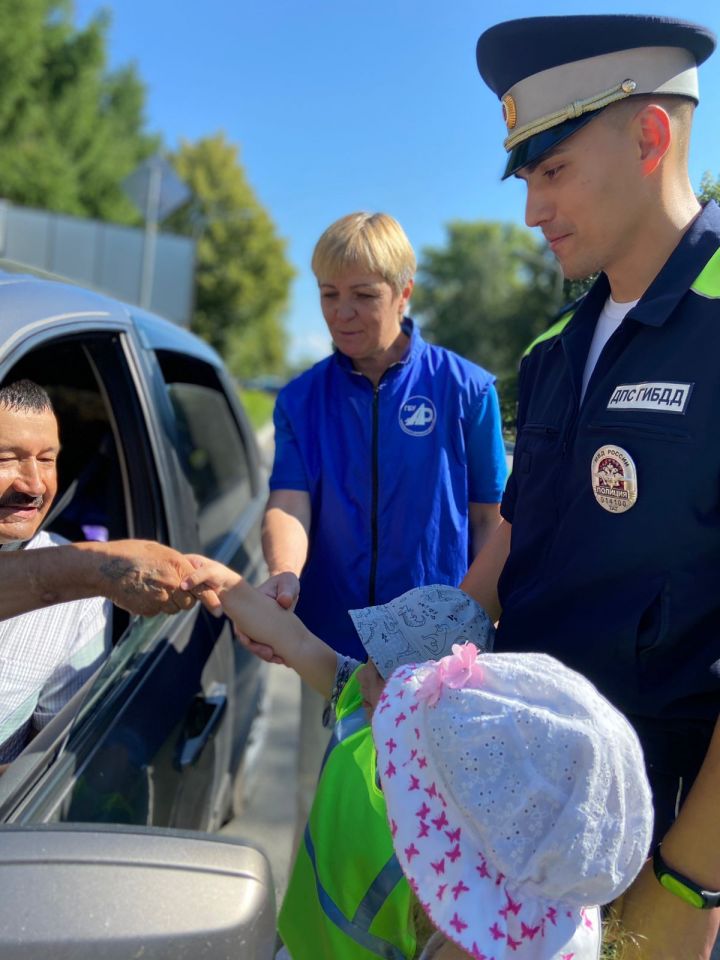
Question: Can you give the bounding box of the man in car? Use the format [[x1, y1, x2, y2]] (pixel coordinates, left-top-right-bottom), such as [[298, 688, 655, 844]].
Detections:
[[0, 379, 112, 765], [0, 379, 202, 767]]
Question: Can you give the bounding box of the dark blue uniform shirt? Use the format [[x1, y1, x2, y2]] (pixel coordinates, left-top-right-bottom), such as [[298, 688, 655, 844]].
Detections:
[[497, 202, 720, 779]]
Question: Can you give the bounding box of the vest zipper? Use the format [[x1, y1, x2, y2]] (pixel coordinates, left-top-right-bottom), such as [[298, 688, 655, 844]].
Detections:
[[368, 384, 380, 604], [360, 357, 404, 607]]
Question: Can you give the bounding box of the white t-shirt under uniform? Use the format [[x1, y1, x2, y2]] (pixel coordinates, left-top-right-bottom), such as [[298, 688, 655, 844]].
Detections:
[[580, 295, 639, 402]]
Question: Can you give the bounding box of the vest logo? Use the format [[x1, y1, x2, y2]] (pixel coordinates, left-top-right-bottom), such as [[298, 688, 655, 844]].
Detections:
[[591, 445, 638, 514], [399, 396, 437, 436], [607, 381, 694, 414]]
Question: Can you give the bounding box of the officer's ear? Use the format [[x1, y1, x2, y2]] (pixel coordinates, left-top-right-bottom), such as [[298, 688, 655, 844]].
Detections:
[[635, 103, 672, 177]]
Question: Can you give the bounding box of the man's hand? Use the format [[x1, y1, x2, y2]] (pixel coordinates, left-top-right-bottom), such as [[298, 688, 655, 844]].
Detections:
[[85, 540, 199, 617], [234, 571, 300, 664], [181, 555, 233, 616], [614, 858, 720, 959]]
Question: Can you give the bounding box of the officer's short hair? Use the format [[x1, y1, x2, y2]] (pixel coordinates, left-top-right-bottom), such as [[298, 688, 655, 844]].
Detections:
[[312, 212, 416, 294], [0, 379, 54, 415]]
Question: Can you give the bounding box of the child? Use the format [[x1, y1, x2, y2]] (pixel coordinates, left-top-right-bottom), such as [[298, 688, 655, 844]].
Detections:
[[372, 646, 655, 959], [182, 560, 495, 959]]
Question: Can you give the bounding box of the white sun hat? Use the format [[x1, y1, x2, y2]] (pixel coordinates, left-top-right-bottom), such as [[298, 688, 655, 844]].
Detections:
[[372, 647, 653, 959], [349, 584, 495, 679]]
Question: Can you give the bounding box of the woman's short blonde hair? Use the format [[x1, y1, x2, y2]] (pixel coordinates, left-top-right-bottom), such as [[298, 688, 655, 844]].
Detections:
[[311, 212, 416, 294]]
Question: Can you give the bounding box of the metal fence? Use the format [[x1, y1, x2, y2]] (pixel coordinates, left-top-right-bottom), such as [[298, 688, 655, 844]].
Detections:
[[0, 199, 195, 326]]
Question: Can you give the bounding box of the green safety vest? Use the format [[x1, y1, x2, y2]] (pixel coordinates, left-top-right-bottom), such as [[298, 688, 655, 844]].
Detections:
[[278, 668, 416, 960]]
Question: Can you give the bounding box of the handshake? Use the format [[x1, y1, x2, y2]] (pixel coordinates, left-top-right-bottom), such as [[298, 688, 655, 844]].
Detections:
[[89, 540, 299, 633], [5, 538, 298, 626], [4, 537, 305, 676]]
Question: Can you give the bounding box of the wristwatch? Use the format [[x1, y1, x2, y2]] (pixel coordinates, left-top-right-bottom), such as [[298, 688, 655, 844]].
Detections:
[[653, 846, 720, 909]]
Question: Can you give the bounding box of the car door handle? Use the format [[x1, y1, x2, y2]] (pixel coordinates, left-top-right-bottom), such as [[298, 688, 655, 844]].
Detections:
[[178, 690, 227, 769]]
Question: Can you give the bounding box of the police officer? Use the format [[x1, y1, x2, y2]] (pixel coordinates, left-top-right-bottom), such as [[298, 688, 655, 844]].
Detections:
[[464, 15, 720, 959]]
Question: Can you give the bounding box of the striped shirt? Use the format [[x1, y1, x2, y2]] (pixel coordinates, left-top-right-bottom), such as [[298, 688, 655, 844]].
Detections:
[[0, 530, 111, 763]]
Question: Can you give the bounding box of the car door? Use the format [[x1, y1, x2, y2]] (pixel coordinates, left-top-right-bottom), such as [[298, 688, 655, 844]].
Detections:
[[133, 313, 269, 815], [0, 287, 266, 833]]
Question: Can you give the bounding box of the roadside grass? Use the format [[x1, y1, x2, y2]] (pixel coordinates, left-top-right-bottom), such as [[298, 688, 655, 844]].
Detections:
[[239, 388, 276, 430]]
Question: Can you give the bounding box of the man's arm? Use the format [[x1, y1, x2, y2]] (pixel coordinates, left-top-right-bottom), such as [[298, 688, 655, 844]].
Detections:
[[616, 716, 720, 959], [0, 539, 197, 621], [459, 518, 511, 623], [468, 502, 502, 558]]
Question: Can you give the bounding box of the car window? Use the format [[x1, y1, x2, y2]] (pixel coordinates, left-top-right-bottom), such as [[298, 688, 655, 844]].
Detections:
[[154, 350, 253, 553], [0, 310, 266, 851], [0, 330, 168, 784], [3, 333, 169, 548]]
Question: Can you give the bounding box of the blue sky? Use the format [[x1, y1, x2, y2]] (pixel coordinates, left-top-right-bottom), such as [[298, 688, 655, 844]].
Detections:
[[75, 0, 720, 364]]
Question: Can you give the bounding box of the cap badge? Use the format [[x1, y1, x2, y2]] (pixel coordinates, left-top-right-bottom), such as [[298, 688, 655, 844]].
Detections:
[[591, 445, 638, 513], [501, 94, 517, 130]]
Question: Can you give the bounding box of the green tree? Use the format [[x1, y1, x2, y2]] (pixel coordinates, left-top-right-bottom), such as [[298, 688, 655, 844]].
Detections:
[[698, 171, 720, 204], [166, 134, 294, 377], [0, 1, 156, 222], [414, 222, 566, 435], [414, 221, 564, 377]]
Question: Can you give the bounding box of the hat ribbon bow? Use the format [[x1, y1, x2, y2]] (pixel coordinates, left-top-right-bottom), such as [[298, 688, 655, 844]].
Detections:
[[417, 643, 484, 707]]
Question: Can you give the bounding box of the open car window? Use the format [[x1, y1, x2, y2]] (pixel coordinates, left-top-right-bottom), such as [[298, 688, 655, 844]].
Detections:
[[0, 329, 173, 792]]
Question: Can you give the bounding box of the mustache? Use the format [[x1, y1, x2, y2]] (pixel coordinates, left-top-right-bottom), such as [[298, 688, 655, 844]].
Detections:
[[0, 493, 45, 510]]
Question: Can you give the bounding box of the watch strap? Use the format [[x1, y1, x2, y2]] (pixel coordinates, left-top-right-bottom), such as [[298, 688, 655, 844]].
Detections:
[[653, 846, 720, 910]]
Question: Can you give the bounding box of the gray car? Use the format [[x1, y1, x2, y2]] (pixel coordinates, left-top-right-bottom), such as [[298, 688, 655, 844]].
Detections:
[[0, 269, 276, 958]]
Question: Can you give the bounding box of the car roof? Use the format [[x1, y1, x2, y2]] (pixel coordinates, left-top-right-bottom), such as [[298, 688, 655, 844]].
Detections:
[[0, 267, 221, 368]]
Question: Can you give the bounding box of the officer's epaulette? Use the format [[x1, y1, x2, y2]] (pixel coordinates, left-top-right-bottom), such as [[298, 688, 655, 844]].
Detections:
[[521, 293, 587, 359]]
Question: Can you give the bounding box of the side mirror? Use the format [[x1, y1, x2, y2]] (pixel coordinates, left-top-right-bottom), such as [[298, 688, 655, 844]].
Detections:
[[0, 825, 276, 959]]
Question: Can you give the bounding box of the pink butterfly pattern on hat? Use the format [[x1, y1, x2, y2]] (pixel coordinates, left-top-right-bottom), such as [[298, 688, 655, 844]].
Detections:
[[373, 647, 654, 959]]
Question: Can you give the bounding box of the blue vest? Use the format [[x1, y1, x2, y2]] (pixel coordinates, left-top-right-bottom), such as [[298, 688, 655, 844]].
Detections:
[[271, 321, 504, 659]]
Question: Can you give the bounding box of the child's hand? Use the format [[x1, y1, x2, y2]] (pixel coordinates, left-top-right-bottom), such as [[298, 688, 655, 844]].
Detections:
[[183, 559, 288, 666], [231, 572, 300, 665], [233, 623, 287, 665], [358, 661, 386, 719], [181, 555, 239, 615]]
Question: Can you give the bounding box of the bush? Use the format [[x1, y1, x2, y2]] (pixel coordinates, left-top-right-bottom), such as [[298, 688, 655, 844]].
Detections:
[[239, 388, 275, 430]]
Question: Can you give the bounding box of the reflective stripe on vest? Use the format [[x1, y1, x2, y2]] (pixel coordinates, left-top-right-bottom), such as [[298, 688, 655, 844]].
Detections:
[[691, 247, 720, 299], [309, 700, 407, 959], [523, 247, 720, 360], [320, 705, 368, 772], [279, 669, 415, 960], [522, 308, 574, 357], [303, 824, 406, 960]]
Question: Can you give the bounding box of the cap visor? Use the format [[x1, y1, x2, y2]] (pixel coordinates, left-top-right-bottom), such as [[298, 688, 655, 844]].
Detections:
[[502, 112, 599, 178]]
